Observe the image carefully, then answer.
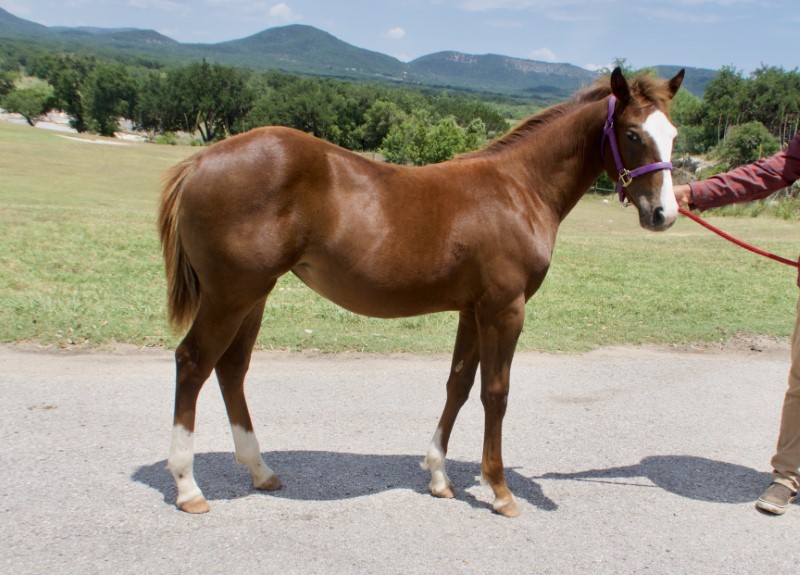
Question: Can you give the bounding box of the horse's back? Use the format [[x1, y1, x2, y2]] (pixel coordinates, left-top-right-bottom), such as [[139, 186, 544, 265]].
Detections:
[[183, 126, 336, 201]]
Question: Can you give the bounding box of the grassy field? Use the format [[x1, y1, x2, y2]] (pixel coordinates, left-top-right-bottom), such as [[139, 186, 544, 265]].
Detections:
[[2, 120, 799, 353]]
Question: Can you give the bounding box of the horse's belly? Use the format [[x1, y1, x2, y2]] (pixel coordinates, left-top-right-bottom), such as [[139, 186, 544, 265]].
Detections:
[[291, 263, 458, 319]]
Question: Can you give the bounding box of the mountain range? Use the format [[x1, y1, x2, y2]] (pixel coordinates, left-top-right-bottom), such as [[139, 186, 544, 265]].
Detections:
[[0, 7, 714, 101]]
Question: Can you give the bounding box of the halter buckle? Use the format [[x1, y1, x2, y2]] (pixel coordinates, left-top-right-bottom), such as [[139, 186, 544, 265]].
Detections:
[[618, 169, 633, 188]]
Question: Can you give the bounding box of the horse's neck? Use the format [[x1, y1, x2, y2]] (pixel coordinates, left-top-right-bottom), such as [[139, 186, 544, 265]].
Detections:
[[513, 99, 608, 222]]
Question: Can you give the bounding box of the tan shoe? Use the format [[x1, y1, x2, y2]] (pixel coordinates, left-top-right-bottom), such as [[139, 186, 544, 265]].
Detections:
[[756, 482, 797, 515]]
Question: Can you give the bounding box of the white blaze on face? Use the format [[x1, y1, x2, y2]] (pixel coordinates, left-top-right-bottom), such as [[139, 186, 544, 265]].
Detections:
[[643, 110, 679, 220]]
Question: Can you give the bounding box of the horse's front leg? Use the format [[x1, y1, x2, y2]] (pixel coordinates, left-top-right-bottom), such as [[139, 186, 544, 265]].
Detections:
[[422, 310, 480, 498], [477, 295, 525, 517]]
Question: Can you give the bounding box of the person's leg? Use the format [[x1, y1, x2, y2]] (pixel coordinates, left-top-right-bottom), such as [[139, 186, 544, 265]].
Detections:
[[770, 295, 800, 491], [757, 295, 800, 514]]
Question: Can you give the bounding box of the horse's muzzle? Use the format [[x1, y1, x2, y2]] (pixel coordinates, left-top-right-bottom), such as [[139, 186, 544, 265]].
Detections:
[[641, 206, 676, 232]]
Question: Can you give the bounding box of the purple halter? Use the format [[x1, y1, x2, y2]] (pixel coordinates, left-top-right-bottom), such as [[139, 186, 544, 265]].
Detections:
[[601, 95, 673, 204]]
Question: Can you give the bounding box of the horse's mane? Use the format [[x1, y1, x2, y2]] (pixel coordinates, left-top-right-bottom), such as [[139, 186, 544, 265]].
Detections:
[[461, 72, 672, 159]]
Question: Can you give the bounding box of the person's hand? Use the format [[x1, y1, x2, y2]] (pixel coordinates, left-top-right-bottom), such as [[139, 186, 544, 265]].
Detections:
[[674, 183, 692, 208]]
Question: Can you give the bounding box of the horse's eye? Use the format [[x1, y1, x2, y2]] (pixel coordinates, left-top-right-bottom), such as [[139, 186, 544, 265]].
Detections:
[[626, 130, 640, 143]]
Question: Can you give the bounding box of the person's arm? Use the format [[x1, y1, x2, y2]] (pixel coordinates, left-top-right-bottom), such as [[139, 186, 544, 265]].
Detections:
[[680, 133, 800, 211]]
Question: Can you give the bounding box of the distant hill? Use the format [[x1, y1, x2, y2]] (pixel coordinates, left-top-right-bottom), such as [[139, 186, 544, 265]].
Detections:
[[51, 27, 179, 49], [406, 51, 598, 100], [205, 25, 405, 80], [0, 7, 715, 100], [0, 7, 49, 37]]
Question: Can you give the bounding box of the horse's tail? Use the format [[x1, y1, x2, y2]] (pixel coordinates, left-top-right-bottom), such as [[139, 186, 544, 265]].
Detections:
[[158, 155, 201, 333]]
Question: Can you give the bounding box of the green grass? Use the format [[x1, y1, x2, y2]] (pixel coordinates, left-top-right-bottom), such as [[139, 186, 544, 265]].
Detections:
[[2, 120, 799, 352], [710, 195, 800, 221]]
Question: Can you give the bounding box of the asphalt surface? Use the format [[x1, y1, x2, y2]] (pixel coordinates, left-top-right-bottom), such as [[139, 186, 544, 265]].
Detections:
[[2, 343, 799, 574]]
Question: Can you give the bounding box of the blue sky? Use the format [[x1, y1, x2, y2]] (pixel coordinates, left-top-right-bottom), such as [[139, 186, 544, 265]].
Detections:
[[2, 0, 796, 73]]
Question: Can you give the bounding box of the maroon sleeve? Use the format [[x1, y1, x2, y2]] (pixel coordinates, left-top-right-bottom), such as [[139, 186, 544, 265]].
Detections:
[[689, 132, 800, 211]]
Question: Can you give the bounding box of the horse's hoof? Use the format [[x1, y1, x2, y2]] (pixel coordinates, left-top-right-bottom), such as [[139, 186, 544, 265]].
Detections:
[[493, 497, 520, 518], [255, 474, 283, 491], [179, 496, 210, 514], [431, 485, 456, 499]]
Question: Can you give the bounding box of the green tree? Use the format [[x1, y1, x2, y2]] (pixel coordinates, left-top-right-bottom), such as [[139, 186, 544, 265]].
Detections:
[[428, 94, 508, 138], [32, 53, 95, 133], [360, 99, 405, 150], [744, 66, 800, 144], [701, 66, 745, 145], [242, 71, 499, 153], [464, 118, 488, 150], [245, 76, 361, 147], [241, 76, 280, 130], [84, 62, 136, 136], [425, 116, 468, 164], [272, 79, 338, 140], [381, 109, 432, 165], [0, 69, 14, 99], [163, 61, 253, 142], [671, 89, 706, 154], [382, 111, 483, 165], [670, 66, 800, 156], [131, 69, 167, 134], [2, 82, 54, 126]]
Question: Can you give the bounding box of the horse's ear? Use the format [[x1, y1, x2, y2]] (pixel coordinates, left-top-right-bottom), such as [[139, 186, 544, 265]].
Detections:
[[610, 67, 631, 104], [667, 68, 685, 99]]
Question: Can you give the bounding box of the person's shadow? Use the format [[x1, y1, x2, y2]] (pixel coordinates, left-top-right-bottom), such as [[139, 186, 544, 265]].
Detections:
[[539, 455, 770, 504], [132, 451, 559, 512]]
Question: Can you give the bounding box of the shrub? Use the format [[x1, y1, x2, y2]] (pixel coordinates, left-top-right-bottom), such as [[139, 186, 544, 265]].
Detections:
[[713, 121, 780, 170]]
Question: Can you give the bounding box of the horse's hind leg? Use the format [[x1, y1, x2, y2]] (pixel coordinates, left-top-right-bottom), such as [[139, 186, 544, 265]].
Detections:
[[422, 310, 480, 498], [215, 294, 282, 492], [167, 297, 254, 514]]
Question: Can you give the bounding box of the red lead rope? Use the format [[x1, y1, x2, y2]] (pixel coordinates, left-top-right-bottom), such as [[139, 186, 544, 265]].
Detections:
[[679, 207, 800, 271]]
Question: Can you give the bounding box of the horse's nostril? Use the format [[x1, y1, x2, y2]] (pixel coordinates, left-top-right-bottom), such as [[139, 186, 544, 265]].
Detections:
[[652, 207, 665, 227]]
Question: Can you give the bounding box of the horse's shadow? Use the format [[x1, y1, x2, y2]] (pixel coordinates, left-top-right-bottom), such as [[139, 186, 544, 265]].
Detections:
[[132, 451, 558, 512], [133, 452, 769, 511], [539, 455, 770, 504]]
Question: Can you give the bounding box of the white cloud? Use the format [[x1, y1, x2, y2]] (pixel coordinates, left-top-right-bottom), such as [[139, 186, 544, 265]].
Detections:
[[128, 0, 189, 12], [530, 47, 557, 62], [269, 2, 295, 21], [199, 0, 300, 22], [632, 6, 725, 23], [385, 26, 406, 39], [457, 0, 581, 11], [486, 19, 523, 28], [455, 0, 757, 12], [677, 0, 756, 4]]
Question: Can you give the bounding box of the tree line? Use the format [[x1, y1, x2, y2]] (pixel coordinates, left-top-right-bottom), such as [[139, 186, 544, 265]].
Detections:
[[670, 64, 800, 169], [0, 53, 509, 164], [1, 51, 798, 172]]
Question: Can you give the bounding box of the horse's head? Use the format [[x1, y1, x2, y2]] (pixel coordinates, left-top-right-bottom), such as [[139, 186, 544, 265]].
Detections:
[[603, 67, 684, 232]]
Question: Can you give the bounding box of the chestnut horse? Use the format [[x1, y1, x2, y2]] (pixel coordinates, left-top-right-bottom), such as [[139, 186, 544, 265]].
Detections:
[[159, 67, 684, 517]]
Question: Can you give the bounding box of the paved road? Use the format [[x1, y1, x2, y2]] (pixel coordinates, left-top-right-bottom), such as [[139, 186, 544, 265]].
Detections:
[[2, 343, 799, 574]]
